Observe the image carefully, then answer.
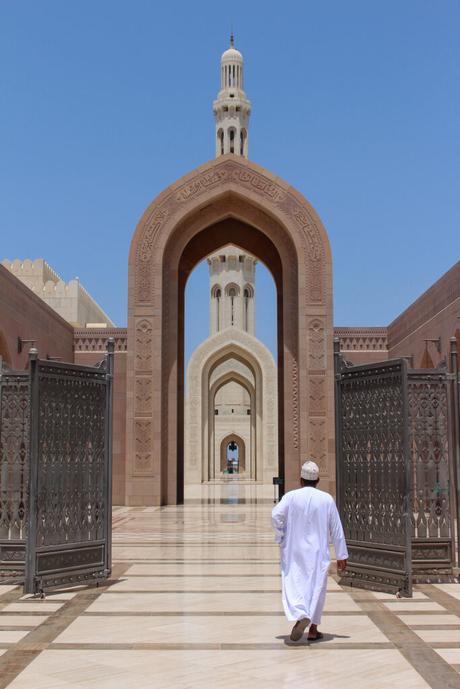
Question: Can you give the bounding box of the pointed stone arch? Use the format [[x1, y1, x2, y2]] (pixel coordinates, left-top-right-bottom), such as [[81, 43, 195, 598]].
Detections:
[[185, 331, 273, 483], [127, 155, 333, 505]]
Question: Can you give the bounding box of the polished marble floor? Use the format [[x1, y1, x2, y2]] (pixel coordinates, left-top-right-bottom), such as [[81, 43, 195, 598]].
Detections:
[[1, 482, 460, 688]]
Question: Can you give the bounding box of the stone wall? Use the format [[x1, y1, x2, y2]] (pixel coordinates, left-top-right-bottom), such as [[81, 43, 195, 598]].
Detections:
[[387, 261, 460, 367], [333, 327, 388, 364], [2, 258, 115, 327], [0, 264, 74, 369]]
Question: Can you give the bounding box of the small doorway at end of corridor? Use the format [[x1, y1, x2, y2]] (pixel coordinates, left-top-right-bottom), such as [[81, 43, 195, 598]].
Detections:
[[220, 434, 246, 475]]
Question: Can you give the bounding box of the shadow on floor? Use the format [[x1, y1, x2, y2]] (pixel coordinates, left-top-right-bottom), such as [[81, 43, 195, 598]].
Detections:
[[276, 632, 350, 646]]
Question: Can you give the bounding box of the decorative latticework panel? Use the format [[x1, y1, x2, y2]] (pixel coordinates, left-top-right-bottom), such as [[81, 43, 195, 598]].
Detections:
[[0, 342, 113, 593], [0, 373, 30, 571], [408, 371, 454, 572], [335, 345, 456, 596], [35, 364, 107, 548], [336, 360, 411, 595], [340, 365, 407, 547]]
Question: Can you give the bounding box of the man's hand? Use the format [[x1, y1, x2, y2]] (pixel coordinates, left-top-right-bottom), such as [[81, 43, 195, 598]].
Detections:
[[337, 559, 347, 573]]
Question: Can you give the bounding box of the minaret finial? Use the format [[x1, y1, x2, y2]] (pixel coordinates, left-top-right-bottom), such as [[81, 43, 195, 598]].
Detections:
[[213, 36, 251, 158]]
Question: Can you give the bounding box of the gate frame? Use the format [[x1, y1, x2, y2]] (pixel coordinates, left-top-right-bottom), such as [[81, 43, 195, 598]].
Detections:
[[0, 340, 114, 594], [449, 337, 460, 568], [335, 338, 459, 594], [24, 341, 114, 594], [334, 343, 412, 596]]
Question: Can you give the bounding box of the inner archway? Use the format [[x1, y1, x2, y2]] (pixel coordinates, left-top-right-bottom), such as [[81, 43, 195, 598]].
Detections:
[[185, 329, 277, 485], [127, 157, 333, 506], [220, 433, 246, 475]]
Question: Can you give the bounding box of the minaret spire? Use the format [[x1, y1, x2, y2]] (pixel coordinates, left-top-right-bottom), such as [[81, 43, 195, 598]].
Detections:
[[213, 36, 251, 158]]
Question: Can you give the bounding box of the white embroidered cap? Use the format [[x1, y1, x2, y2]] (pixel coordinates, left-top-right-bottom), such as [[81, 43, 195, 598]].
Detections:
[[301, 460, 319, 481]]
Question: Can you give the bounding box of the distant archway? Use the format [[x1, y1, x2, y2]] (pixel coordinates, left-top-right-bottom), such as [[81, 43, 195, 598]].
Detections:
[[185, 332, 276, 484], [220, 433, 246, 474], [127, 155, 333, 505]]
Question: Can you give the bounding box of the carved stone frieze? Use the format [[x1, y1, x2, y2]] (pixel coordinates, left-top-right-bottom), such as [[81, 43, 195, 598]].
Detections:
[[308, 418, 326, 470], [228, 166, 285, 202], [135, 319, 153, 371], [309, 376, 326, 415], [134, 420, 153, 474], [136, 209, 169, 302], [134, 158, 327, 304], [291, 357, 299, 449], [308, 319, 326, 370], [135, 377, 153, 416], [176, 169, 228, 202]]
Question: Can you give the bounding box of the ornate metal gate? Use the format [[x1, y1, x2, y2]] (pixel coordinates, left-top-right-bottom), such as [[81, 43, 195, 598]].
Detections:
[[0, 341, 114, 594], [334, 341, 456, 596]]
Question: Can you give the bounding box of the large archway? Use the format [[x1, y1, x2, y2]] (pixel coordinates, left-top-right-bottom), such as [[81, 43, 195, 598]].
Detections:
[[127, 155, 332, 505]]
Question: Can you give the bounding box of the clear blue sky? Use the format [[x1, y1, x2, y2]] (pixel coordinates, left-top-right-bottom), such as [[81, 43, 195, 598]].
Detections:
[[1, 1, 459, 363]]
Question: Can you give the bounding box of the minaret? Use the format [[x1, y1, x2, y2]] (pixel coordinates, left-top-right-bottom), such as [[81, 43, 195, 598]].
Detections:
[[208, 246, 256, 335], [213, 34, 251, 158]]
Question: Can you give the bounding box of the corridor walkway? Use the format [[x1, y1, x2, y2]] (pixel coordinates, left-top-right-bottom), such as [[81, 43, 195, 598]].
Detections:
[[1, 482, 460, 688]]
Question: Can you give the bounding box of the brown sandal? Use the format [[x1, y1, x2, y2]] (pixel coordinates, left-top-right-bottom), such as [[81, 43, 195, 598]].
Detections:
[[307, 631, 324, 641], [289, 618, 311, 641]]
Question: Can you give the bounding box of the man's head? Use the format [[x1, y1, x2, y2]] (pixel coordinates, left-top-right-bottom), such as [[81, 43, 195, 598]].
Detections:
[[300, 460, 320, 487]]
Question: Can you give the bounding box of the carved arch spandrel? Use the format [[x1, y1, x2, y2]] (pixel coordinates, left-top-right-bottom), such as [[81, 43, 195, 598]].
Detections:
[[129, 157, 332, 308]]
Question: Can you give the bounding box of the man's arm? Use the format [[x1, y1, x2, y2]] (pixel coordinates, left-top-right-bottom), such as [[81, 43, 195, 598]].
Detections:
[[329, 500, 348, 570], [272, 495, 289, 544]]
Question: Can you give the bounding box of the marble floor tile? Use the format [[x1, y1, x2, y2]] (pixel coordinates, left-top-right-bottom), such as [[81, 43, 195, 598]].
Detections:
[[1, 485, 458, 689], [397, 614, 459, 626], [323, 594, 362, 612], [20, 591, 79, 601], [371, 591, 428, 600], [112, 546, 280, 562], [382, 601, 445, 612], [3, 602, 63, 613], [433, 584, 460, 600], [87, 591, 283, 613], [0, 585, 19, 597], [412, 628, 460, 643], [0, 615, 48, 626], [0, 629, 30, 643], [56, 613, 386, 645], [108, 575, 346, 594], [125, 563, 281, 576], [108, 575, 283, 592], [434, 648, 460, 664], [87, 590, 358, 614], [3, 649, 431, 689]]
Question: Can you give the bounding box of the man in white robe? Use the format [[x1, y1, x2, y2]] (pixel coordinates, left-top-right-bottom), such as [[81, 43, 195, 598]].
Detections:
[[272, 460, 348, 641]]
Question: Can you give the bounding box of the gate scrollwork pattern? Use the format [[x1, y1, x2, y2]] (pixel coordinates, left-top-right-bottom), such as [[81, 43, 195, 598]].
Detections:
[[0, 347, 113, 593], [336, 352, 456, 595], [0, 374, 30, 547], [36, 366, 107, 547], [340, 364, 407, 549]]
